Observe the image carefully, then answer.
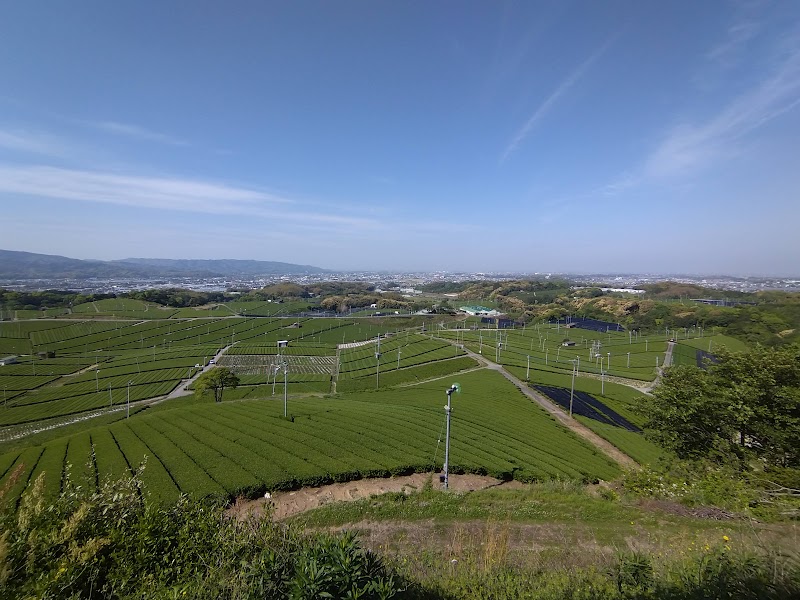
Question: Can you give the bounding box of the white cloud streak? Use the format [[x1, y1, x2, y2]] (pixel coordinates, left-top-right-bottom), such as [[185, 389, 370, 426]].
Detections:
[[706, 19, 760, 67], [91, 121, 190, 146], [500, 41, 611, 163], [0, 129, 65, 156], [645, 42, 800, 178], [0, 164, 377, 229]]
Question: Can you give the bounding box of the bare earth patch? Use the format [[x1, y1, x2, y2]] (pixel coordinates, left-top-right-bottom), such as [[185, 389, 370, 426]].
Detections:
[[228, 473, 521, 521]]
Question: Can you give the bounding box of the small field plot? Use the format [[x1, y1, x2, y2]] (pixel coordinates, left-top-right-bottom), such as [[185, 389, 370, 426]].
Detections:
[[0, 369, 620, 506], [574, 418, 665, 466], [533, 381, 664, 464], [444, 326, 670, 381], [335, 357, 478, 392], [0, 380, 180, 426], [0, 321, 75, 337], [71, 298, 178, 319], [170, 306, 231, 318], [0, 321, 76, 355], [0, 347, 214, 426], [504, 365, 647, 424], [226, 300, 313, 316], [675, 334, 748, 353], [337, 333, 469, 389], [0, 339, 30, 354], [671, 335, 747, 367], [533, 386, 640, 431], [216, 354, 334, 391]]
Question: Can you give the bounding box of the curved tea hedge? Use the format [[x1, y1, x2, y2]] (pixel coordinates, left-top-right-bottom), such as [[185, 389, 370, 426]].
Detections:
[[0, 370, 620, 506]]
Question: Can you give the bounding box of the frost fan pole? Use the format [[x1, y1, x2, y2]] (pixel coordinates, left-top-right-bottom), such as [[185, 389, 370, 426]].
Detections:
[[442, 383, 460, 490]]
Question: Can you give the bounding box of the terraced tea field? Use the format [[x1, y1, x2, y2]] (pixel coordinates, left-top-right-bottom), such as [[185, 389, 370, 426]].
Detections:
[[0, 370, 621, 506], [1, 312, 666, 511], [438, 323, 675, 381], [0, 316, 475, 426]]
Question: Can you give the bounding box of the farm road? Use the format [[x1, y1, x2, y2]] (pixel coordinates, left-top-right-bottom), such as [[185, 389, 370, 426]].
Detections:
[[162, 343, 237, 401], [438, 336, 639, 471], [644, 340, 674, 392], [1, 344, 237, 442]]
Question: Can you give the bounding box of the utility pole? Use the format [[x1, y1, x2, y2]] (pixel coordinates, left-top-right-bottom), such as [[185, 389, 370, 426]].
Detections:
[[526, 355, 530, 381], [442, 383, 459, 490], [283, 362, 288, 417], [272, 364, 280, 396], [569, 360, 576, 417], [375, 350, 381, 389]]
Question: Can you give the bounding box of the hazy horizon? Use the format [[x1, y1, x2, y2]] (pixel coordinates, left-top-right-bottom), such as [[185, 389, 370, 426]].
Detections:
[[2, 2, 799, 275], [1, 248, 798, 280]]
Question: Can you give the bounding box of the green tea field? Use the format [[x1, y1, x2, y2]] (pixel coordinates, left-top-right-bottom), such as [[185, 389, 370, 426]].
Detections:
[[0, 369, 621, 506]]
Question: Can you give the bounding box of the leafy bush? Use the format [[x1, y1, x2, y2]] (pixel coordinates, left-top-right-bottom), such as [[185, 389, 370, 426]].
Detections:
[[0, 467, 404, 599]]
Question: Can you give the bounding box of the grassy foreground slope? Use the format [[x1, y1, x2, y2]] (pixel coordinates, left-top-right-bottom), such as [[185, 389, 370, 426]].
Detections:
[[0, 370, 620, 506], [290, 481, 800, 599]]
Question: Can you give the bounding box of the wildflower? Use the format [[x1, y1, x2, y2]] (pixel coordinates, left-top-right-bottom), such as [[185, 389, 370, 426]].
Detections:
[[722, 535, 729, 542]]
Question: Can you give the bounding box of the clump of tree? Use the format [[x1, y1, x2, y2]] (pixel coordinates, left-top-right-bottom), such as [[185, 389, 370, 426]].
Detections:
[[124, 289, 228, 307], [418, 281, 471, 294], [0, 289, 114, 311], [306, 282, 375, 297], [194, 367, 239, 403], [244, 282, 310, 299], [320, 295, 373, 312], [643, 345, 800, 474]]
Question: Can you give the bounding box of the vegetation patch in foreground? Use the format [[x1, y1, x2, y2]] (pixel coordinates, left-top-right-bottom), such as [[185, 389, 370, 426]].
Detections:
[[2, 469, 799, 600]]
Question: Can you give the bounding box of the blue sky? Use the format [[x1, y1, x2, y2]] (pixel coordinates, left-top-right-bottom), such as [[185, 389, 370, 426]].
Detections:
[[1, 1, 799, 275]]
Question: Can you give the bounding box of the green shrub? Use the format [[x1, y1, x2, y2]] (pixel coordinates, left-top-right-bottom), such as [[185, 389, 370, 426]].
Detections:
[[0, 468, 405, 599]]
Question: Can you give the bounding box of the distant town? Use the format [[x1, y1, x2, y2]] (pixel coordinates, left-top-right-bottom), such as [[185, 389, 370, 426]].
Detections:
[[1, 271, 798, 294]]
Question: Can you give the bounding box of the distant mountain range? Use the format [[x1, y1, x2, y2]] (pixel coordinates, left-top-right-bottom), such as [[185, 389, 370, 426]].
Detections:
[[0, 250, 328, 279]]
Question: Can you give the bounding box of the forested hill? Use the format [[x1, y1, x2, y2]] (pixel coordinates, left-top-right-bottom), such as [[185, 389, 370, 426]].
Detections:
[[0, 250, 328, 279]]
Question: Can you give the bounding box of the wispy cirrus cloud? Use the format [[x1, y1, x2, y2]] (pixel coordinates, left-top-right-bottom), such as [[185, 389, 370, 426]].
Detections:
[[706, 20, 760, 66], [0, 164, 378, 229], [645, 42, 800, 178], [0, 128, 66, 156], [500, 40, 612, 163], [90, 120, 190, 146]]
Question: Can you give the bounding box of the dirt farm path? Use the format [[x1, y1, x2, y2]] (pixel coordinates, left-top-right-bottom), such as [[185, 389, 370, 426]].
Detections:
[[440, 338, 639, 471], [161, 343, 237, 401], [228, 473, 520, 521]]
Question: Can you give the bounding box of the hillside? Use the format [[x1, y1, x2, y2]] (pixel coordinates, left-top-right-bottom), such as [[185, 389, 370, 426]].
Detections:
[[0, 249, 328, 279]]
